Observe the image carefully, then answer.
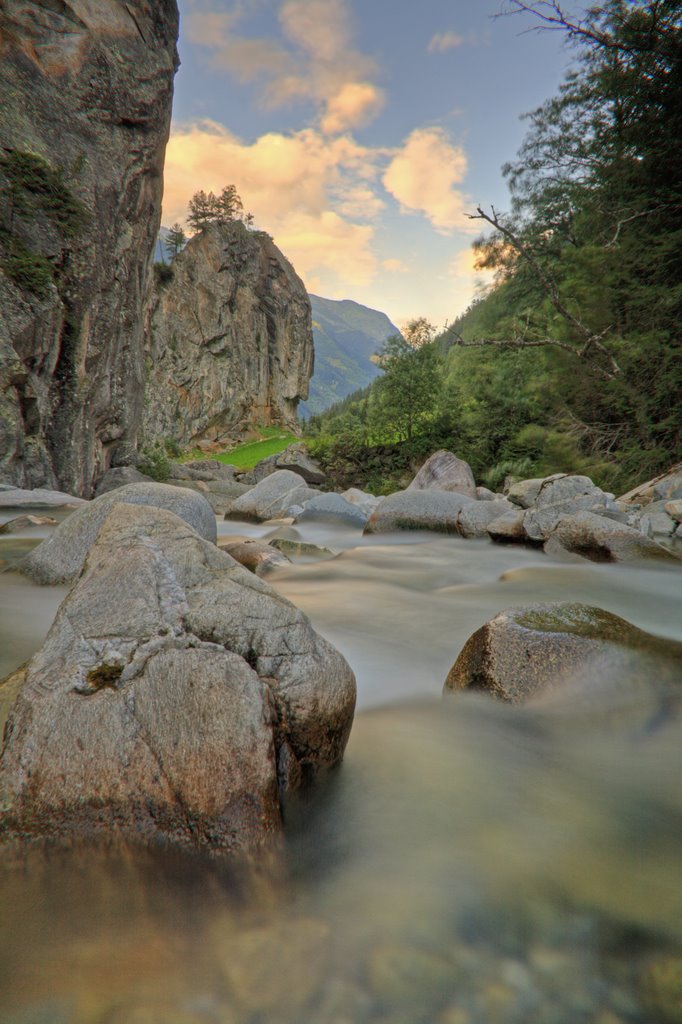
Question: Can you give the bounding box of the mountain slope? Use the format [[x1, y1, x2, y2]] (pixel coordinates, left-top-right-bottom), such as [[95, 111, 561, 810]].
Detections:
[[300, 295, 399, 417]]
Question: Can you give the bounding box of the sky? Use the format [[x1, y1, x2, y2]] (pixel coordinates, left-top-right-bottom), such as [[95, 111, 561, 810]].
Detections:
[[163, 0, 581, 329]]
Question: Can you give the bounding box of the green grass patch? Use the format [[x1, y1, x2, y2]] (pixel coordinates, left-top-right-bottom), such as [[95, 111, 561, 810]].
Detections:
[[215, 429, 297, 470]]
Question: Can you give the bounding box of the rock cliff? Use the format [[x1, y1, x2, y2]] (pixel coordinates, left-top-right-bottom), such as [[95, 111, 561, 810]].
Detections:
[[142, 221, 314, 447], [0, 1, 179, 495]]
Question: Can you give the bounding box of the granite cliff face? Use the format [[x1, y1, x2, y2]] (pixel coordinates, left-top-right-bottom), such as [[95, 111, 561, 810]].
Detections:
[[0, 1, 179, 495], [143, 222, 313, 447]]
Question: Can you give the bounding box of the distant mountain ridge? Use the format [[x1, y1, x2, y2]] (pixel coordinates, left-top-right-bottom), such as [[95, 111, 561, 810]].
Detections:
[[300, 294, 399, 418]]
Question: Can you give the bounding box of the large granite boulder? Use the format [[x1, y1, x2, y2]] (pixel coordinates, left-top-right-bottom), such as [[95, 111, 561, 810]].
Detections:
[[226, 470, 318, 522], [274, 444, 326, 485], [21, 482, 217, 585], [444, 603, 682, 704], [142, 221, 314, 447], [364, 489, 474, 534], [0, 504, 356, 853], [545, 510, 678, 563], [407, 451, 476, 498], [0, 2, 179, 494]]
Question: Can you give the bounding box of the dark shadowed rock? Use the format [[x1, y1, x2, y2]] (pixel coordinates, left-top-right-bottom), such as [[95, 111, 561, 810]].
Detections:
[[275, 444, 327, 485], [364, 489, 474, 534], [226, 470, 318, 522], [21, 483, 217, 585], [0, 3, 179, 494], [545, 510, 679, 563], [0, 504, 356, 853], [94, 467, 153, 496], [444, 603, 682, 704], [407, 451, 476, 497]]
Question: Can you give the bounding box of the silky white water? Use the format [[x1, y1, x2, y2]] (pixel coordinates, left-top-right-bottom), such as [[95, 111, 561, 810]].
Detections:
[[1, 517, 680, 1023]]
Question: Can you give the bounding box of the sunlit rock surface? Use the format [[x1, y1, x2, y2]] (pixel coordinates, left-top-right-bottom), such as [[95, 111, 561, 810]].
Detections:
[[0, 504, 356, 852], [143, 221, 314, 447]]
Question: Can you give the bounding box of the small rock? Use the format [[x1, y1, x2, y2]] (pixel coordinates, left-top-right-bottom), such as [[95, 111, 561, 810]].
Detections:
[[665, 500, 682, 522], [475, 486, 497, 501], [269, 538, 336, 561], [486, 511, 529, 543], [219, 539, 292, 575], [0, 515, 57, 534], [506, 477, 550, 508], [457, 500, 514, 539], [275, 443, 327, 485], [367, 943, 456, 1015]]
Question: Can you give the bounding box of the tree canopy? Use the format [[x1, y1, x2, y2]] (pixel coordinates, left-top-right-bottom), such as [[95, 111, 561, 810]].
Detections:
[[186, 186, 254, 233]]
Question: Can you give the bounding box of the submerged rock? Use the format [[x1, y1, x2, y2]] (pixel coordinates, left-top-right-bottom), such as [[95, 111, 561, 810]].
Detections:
[[408, 451, 477, 498], [21, 483, 217, 585], [0, 514, 57, 534], [0, 504, 356, 853], [444, 602, 682, 704]]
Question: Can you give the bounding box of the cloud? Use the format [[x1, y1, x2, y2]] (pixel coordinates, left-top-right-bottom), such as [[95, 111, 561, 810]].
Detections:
[[185, 0, 384, 135], [382, 128, 472, 234], [320, 81, 385, 135], [382, 258, 410, 274], [162, 120, 381, 290], [427, 31, 464, 54], [449, 247, 496, 307]]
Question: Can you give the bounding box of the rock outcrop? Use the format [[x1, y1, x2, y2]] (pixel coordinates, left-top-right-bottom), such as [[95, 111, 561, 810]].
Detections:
[[0, 1, 180, 495], [1, 503, 356, 854], [142, 221, 314, 448]]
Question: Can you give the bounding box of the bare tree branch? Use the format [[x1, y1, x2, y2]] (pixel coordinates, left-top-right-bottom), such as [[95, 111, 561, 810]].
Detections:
[[497, 1, 667, 56], [461, 205, 622, 379]]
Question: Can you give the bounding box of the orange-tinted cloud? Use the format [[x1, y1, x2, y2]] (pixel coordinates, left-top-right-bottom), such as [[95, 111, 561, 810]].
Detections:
[[382, 128, 471, 234]]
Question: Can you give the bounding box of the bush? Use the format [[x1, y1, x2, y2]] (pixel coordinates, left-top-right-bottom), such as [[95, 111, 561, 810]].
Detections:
[[137, 441, 171, 482], [1, 242, 53, 298]]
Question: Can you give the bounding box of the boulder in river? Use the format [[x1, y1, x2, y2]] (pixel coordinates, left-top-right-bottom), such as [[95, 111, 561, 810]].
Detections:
[[407, 451, 477, 498], [0, 504, 356, 854], [457, 499, 515, 539], [226, 470, 318, 522], [21, 483, 217, 585], [0, 515, 57, 534], [295, 493, 369, 527], [0, 488, 86, 509], [219, 539, 292, 576], [444, 602, 682, 704], [364, 489, 474, 535], [545, 510, 678, 563]]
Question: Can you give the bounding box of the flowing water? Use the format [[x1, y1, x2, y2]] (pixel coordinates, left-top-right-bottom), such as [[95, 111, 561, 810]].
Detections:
[[1, 515, 681, 1023]]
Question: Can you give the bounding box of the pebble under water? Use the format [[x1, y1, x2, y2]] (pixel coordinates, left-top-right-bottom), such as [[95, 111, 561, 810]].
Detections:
[[1, 516, 681, 1023]]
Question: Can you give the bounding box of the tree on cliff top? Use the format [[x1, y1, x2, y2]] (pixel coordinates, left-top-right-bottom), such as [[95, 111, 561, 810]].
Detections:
[[187, 186, 254, 233]]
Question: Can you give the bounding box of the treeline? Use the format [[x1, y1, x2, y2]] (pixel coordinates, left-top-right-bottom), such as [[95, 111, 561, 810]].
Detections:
[[306, 0, 682, 494]]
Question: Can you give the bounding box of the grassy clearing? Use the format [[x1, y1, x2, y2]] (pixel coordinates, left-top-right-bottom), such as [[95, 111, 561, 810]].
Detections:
[[215, 429, 297, 470]]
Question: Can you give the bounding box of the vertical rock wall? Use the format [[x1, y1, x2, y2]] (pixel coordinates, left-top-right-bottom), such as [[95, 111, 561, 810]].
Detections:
[[0, 1, 179, 495], [143, 221, 314, 447]]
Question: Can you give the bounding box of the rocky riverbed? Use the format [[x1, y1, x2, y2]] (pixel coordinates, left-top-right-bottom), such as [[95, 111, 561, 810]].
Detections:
[[1, 454, 681, 1023]]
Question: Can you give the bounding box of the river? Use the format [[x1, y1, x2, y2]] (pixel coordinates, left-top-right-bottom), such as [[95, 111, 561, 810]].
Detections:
[[1, 512, 681, 1023]]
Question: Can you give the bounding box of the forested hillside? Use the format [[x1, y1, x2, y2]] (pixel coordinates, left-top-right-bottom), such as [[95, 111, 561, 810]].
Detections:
[[299, 295, 398, 417], [307, 0, 681, 494]]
